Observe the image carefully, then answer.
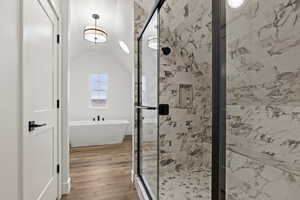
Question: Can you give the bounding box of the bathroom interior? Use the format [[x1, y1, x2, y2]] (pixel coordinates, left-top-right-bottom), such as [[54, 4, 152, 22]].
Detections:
[[65, 0, 136, 199], [64, 0, 300, 199]]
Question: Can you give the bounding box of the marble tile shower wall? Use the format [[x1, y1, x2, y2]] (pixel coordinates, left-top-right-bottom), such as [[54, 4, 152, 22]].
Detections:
[[159, 0, 212, 172], [226, 0, 300, 199]]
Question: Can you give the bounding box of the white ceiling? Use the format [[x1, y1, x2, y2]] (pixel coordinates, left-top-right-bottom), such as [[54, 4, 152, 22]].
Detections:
[[70, 0, 134, 71]]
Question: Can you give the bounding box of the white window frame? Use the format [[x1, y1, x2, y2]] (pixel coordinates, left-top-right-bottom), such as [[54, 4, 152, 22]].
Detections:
[[89, 73, 108, 108]]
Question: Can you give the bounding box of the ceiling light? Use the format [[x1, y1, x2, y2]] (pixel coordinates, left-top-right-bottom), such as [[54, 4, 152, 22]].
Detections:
[[227, 0, 245, 8], [84, 14, 108, 43], [119, 41, 130, 54], [148, 36, 158, 50]]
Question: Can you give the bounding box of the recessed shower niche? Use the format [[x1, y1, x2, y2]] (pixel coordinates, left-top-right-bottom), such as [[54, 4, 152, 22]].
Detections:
[[178, 84, 193, 108]]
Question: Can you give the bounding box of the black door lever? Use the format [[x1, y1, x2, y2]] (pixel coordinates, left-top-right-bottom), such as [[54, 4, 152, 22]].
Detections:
[[28, 121, 47, 132]]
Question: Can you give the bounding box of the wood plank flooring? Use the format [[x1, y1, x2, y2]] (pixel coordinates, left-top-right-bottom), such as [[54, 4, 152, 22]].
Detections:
[[62, 137, 139, 200]]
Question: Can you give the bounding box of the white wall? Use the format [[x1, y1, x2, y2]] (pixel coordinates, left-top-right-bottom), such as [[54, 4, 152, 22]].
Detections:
[[51, 0, 60, 12], [70, 51, 133, 134], [115, 0, 134, 73], [0, 0, 21, 199]]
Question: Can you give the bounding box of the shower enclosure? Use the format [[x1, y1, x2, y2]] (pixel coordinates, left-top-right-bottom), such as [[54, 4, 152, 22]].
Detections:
[[137, 9, 159, 199], [137, 0, 300, 200]]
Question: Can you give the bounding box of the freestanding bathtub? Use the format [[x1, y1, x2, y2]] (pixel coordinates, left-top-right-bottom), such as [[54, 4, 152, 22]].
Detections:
[[69, 120, 130, 147]]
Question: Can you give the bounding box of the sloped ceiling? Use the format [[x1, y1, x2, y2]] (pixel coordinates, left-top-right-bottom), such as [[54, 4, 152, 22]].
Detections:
[[70, 0, 133, 71]]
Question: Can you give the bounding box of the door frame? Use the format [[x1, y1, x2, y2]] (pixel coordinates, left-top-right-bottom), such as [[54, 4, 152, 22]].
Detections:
[[59, 0, 137, 197], [211, 0, 226, 200], [21, 0, 62, 199]]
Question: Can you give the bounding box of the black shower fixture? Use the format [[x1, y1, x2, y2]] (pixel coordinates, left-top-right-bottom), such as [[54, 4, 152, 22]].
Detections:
[[162, 47, 171, 55]]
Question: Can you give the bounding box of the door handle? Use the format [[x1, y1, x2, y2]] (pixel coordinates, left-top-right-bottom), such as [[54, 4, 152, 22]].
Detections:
[[136, 106, 157, 110], [28, 121, 47, 132], [159, 104, 169, 115]]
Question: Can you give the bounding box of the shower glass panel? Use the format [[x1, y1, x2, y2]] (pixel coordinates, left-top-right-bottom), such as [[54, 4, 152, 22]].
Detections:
[[159, 0, 212, 199], [225, 0, 300, 199], [138, 10, 159, 199]]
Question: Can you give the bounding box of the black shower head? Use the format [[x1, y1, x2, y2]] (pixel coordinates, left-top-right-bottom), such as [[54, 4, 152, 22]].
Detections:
[[162, 47, 171, 55]]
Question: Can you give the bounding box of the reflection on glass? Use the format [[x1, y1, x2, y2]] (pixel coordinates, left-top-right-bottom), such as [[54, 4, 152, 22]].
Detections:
[[226, 1, 300, 199], [139, 10, 158, 199], [227, 0, 244, 8]]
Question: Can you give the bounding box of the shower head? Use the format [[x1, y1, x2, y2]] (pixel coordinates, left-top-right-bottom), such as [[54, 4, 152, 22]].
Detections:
[[162, 47, 171, 55]]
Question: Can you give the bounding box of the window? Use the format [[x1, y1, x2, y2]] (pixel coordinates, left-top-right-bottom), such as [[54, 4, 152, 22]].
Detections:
[[89, 73, 108, 107]]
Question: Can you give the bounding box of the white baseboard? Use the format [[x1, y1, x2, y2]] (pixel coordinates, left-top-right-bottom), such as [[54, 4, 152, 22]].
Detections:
[[61, 177, 71, 194]]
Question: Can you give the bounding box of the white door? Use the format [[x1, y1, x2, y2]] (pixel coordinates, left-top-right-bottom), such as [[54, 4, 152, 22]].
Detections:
[[23, 0, 59, 199]]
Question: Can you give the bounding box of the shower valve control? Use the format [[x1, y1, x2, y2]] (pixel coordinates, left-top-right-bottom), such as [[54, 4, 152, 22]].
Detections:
[[159, 104, 169, 115]]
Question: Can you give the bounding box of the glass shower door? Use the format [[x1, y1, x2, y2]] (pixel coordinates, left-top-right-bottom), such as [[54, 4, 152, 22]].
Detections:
[[138, 10, 159, 199], [158, 0, 213, 199]]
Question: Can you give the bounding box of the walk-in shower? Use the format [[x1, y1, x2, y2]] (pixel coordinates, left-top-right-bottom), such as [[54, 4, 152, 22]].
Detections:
[[137, 0, 300, 199]]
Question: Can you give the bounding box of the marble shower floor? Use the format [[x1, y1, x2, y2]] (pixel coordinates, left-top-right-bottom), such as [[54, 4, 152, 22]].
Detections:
[[160, 169, 211, 200]]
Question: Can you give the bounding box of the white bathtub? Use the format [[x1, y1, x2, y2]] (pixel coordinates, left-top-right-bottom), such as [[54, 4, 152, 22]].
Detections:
[[69, 120, 130, 147]]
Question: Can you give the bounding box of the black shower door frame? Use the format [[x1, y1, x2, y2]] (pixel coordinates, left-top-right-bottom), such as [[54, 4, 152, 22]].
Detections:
[[136, 0, 227, 200], [211, 0, 227, 200], [137, 1, 165, 200]]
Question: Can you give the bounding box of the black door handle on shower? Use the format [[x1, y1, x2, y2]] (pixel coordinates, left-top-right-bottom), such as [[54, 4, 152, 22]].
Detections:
[[136, 104, 170, 115], [136, 106, 157, 110], [28, 121, 47, 132], [159, 104, 169, 115]]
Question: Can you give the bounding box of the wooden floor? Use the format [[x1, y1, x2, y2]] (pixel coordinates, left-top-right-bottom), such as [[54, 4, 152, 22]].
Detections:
[[62, 137, 139, 200]]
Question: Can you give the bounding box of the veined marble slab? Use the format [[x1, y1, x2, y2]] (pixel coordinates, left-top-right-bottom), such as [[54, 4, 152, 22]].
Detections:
[[227, 150, 300, 200], [159, 0, 212, 173], [227, 105, 300, 175]]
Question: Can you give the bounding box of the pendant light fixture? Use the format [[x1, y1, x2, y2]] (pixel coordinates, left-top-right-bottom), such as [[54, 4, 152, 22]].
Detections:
[[227, 0, 245, 8], [84, 14, 108, 43]]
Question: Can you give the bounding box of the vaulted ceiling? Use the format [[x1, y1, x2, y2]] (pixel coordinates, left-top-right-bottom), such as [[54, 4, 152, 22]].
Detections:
[[70, 0, 133, 71]]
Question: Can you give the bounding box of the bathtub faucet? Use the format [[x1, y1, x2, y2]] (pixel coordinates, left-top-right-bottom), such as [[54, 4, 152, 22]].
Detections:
[[94, 115, 104, 121]]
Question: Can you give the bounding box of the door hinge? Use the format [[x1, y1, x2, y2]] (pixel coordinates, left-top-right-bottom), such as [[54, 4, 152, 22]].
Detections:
[[56, 34, 60, 44], [57, 99, 60, 109], [57, 164, 60, 174]]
